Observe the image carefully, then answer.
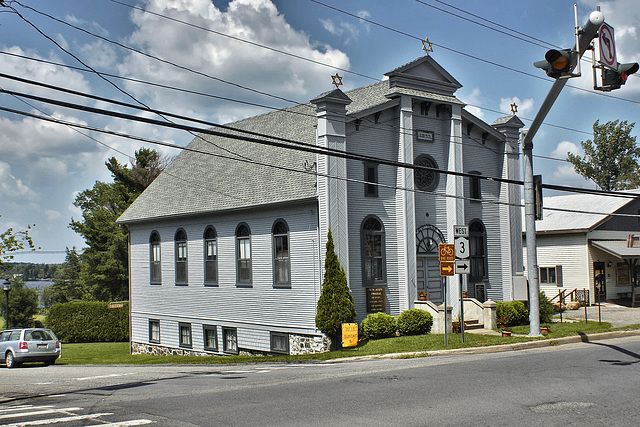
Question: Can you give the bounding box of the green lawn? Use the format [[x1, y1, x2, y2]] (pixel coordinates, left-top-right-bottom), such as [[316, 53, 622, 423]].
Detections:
[[54, 321, 639, 366]]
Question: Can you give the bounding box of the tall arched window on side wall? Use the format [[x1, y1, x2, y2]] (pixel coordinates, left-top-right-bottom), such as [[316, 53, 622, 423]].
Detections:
[[469, 219, 488, 282], [175, 229, 188, 285], [272, 220, 290, 287], [361, 216, 386, 285], [149, 231, 161, 285], [204, 226, 218, 286], [236, 223, 252, 285]]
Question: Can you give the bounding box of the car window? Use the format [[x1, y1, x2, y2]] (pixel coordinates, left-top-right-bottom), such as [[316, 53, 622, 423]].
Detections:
[[26, 330, 54, 341], [9, 331, 21, 341], [0, 331, 10, 341]]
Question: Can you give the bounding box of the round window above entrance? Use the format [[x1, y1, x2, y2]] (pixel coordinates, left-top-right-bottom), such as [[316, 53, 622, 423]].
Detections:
[[414, 154, 439, 191]]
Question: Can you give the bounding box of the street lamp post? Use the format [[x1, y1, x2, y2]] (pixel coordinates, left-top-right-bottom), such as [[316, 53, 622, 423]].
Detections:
[[3, 278, 11, 329]]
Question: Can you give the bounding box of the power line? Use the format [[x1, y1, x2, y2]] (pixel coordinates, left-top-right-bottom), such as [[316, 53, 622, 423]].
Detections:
[[4, 103, 638, 219], [2, 89, 639, 202]]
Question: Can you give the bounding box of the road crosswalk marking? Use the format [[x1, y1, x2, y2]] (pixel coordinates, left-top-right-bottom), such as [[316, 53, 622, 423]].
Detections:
[[0, 405, 155, 427]]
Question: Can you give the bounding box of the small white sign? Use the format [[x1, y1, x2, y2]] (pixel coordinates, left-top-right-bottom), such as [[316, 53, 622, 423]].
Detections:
[[455, 260, 470, 275], [455, 237, 469, 260], [599, 22, 617, 69], [416, 130, 434, 142], [454, 225, 469, 238]]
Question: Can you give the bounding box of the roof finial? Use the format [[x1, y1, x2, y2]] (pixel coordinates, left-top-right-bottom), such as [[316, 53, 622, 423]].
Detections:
[[510, 102, 518, 115], [331, 73, 343, 89], [422, 38, 433, 56]]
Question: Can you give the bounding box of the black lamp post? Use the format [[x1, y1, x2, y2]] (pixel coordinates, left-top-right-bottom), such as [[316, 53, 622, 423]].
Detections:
[[3, 278, 10, 330]]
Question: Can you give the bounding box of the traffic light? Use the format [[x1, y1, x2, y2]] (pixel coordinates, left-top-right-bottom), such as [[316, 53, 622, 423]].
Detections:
[[602, 62, 639, 90], [534, 49, 575, 78]]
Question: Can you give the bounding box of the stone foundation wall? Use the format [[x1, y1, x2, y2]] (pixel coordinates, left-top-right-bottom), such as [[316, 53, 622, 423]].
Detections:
[[289, 333, 330, 354], [132, 332, 331, 357]]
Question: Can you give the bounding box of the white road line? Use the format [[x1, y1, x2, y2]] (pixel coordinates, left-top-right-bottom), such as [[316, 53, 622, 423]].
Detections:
[[0, 407, 42, 415], [0, 408, 82, 420], [1, 412, 113, 426], [87, 420, 155, 426], [75, 373, 136, 381]]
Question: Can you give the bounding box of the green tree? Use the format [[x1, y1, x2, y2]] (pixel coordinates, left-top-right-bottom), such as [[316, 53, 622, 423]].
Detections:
[[0, 277, 38, 328], [49, 248, 85, 304], [70, 148, 168, 301], [1, 217, 36, 270], [315, 230, 356, 350], [567, 120, 639, 191]]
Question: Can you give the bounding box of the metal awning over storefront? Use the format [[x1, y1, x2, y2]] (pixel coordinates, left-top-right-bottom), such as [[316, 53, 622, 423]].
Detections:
[[590, 236, 640, 306]]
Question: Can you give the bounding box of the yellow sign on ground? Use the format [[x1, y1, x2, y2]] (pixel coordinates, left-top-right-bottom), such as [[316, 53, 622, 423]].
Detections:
[[342, 323, 358, 348]]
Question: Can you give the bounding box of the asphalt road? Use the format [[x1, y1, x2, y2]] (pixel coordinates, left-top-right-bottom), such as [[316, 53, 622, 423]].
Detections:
[[1, 335, 640, 426]]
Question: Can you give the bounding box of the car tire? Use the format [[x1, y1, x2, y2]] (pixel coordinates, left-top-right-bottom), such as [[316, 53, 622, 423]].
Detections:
[[5, 352, 17, 369]]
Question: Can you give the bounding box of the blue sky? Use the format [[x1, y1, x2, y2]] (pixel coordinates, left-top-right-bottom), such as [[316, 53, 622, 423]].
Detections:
[[1, 0, 639, 264]]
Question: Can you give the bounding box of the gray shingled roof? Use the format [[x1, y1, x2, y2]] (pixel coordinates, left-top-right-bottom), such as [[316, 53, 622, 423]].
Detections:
[[530, 190, 640, 233], [118, 63, 465, 224]]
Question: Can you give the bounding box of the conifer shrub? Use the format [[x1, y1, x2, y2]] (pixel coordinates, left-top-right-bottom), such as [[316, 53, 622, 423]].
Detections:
[[397, 308, 433, 336], [315, 230, 356, 350], [361, 312, 397, 339], [539, 291, 555, 324]]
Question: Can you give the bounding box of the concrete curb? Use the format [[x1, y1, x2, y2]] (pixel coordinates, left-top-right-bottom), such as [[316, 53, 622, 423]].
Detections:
[[325, 329, 640, 363]]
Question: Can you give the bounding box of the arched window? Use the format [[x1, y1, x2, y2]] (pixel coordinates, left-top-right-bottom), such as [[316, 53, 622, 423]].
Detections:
[[272, 220, 290, 287], [236, 223, 252, 285], [149, 231, 161, 285], [361, 216, 386, 285], [469, 220, 488, 282], [175, 229, 188, 285], [204, 226, 218, 285], [414, 154, 440, 192]]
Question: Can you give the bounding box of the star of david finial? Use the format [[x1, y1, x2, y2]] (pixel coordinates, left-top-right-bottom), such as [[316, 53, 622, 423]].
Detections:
[[422, 38, 433, 56], [510, 102, 518, 115], [331, 73, 343, 89]]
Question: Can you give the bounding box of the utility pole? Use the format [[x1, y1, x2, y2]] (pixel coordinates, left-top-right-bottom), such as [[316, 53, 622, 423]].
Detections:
[[524, 8, 604, 336]]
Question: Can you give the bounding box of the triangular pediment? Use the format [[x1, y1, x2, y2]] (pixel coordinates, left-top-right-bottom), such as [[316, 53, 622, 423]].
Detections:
[[384, 56, 462, 96]]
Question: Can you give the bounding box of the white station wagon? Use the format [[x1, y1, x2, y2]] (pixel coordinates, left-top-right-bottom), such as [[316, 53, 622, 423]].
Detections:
[[0, 328, 61, 368]]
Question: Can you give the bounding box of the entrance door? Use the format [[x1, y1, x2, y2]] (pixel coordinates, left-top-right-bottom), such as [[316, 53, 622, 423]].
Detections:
[[417, 256, 444, 304], [594, 261, 606, 302]]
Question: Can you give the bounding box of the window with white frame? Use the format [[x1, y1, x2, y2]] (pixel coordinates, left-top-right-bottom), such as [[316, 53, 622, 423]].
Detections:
[[362, 216, 386, 285], [150, 232, 161, 285], [204, 226, 218, 286], [223, 327, 238, 354], [236, 224, 252, 285], [273, 220, 290, 287], [149, 319, 160, 343], [179, 322, 192, 348], [175, 229, 188, 285], [203, 325, 218, 351]]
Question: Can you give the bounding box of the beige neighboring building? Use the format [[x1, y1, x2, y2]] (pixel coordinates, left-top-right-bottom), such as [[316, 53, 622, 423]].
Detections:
[[523, 190, 640, 305]]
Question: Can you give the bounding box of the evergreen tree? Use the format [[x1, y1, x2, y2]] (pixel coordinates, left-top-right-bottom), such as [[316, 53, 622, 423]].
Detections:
[[49, 248, 85, 303], [70, 148, 169, 301], [315, 230, 356, 350]]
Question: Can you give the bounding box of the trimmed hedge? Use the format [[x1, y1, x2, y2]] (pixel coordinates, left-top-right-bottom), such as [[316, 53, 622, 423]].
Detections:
[[397, 309, 433, 336], [46, 301, 129, 343], [361, 312, 397, 339]]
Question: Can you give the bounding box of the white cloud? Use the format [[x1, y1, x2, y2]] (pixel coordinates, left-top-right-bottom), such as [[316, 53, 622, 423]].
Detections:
[[460, 88, 484, 119], [551, 140, 582, 159], [499, 96, 534, 116], [118, 0, 350, 123], [0, 161, 38, 201]]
